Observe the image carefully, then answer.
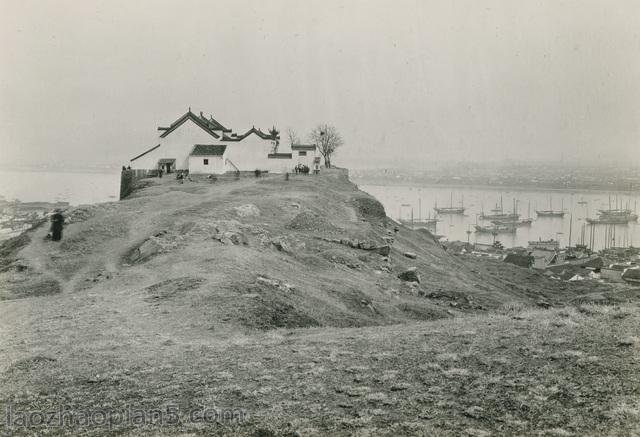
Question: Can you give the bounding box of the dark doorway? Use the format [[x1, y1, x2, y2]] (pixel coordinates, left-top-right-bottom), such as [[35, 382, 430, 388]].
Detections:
[[165, 163, 171, 173]]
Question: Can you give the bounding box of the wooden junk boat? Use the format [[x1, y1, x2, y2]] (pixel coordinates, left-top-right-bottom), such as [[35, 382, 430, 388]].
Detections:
[[434, 192, 465, 215]]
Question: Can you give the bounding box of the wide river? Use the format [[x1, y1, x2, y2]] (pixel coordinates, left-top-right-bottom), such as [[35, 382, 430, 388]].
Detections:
[[0, 170, 121, 205], [360, 183, 640, 252]]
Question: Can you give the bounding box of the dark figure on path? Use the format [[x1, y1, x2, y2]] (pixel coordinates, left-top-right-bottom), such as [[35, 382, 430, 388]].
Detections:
[[50, 209, 64, 241]]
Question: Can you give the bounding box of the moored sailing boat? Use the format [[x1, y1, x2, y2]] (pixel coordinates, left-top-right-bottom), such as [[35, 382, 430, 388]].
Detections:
[[479, 196, 519, 221], [597, 208, 638, 222], [491, 198, 532, 226], [434, 192, 465, 215], [475, 223, 517, 235], [586, 212, 633, 225], [587, 198, 638, 224], [536, 197, 565, 217], [491, 218, 533, 227]]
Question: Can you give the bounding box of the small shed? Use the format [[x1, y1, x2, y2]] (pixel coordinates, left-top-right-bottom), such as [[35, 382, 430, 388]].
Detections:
[[503, 253, 534, 268], [292, 144, 317, 167], [188, 144, 227, 174], [622, 268, 640, 285], [531, 249, 558, 270], [601, 264, 626, 282]]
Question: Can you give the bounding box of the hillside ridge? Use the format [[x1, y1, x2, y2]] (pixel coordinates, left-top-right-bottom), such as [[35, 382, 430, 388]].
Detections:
[[0, 169, 626, 324]]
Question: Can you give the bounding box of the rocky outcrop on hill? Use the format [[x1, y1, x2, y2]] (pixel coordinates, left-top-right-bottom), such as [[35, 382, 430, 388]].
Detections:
[[398, 267, 421, 283]]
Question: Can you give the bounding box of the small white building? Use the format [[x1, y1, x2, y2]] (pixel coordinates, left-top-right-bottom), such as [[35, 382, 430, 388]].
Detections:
[[188, 144, 227, 174], [130, 109, 296, 174], [291, 144, 318, 167]]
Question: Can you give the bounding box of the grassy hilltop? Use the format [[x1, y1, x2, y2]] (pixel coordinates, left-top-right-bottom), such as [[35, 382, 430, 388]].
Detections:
[[0, 170, 639, 436]]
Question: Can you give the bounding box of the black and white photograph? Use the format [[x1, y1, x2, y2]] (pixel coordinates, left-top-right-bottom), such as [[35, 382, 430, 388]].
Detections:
[[1, 1, 639, 435]]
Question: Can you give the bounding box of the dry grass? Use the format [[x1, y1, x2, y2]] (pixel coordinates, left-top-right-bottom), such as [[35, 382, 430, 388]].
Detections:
[[0, 304, 638, 435]]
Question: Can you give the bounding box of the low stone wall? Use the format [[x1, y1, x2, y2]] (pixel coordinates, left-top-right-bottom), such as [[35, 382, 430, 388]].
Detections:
[[187, 171, 273, 182], [322, 167, 350, 181], [120, 167, 348, 199], [119, 169, 154, 200]]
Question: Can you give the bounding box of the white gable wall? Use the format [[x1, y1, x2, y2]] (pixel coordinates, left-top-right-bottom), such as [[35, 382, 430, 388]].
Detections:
[[131, 119, 220, 170], [129, 145, 161, 170], [189, 153, 227, 174], [131, 118, 295, 173], [222, 134, 277, 171], [264, 157, 294, 173]]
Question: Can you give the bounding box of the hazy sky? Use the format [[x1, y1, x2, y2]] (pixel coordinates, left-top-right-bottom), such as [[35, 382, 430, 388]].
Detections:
[[1, 0, 639, 169]]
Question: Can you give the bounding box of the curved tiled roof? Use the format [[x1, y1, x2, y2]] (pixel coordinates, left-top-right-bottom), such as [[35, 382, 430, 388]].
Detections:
[[222, 127, 279, 142], [158, 111, 221, 139], [190, 144, 227, 156], [268, 153, 292, 159], [198, 113, 232, 133], [291, 144, 317, 151], [156, 110, 279, 148]]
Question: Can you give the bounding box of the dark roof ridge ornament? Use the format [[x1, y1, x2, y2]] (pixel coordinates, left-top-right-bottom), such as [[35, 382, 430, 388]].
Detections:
[[160, 111, 220, 139]]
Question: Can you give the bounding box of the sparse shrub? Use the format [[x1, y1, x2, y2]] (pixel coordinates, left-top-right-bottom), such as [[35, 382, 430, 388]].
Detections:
[[352, 195, 386, 221], [578, 303, 610, 316], [0, 233, 32, 272], [435, 352, 459, 362], [254, 169, 261, 177], [499, 301, 525, 314]]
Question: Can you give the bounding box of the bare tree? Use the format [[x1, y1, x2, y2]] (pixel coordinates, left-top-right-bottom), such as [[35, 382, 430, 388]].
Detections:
[[309, 124, 343, 168], [287, 128, 301, 146]]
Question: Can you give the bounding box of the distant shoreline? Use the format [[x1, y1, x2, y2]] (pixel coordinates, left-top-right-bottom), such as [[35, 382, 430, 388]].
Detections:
[[0, 170, 120, 206], [0, 168, 120, 175], [353, 179, 640, 196]]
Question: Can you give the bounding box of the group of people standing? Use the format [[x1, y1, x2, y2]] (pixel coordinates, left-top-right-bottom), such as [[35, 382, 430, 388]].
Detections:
[[294, 164, 311, 174]]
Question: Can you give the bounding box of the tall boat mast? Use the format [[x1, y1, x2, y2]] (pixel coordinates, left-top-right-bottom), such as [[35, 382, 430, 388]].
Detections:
[[568, 213, 573, 249]]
